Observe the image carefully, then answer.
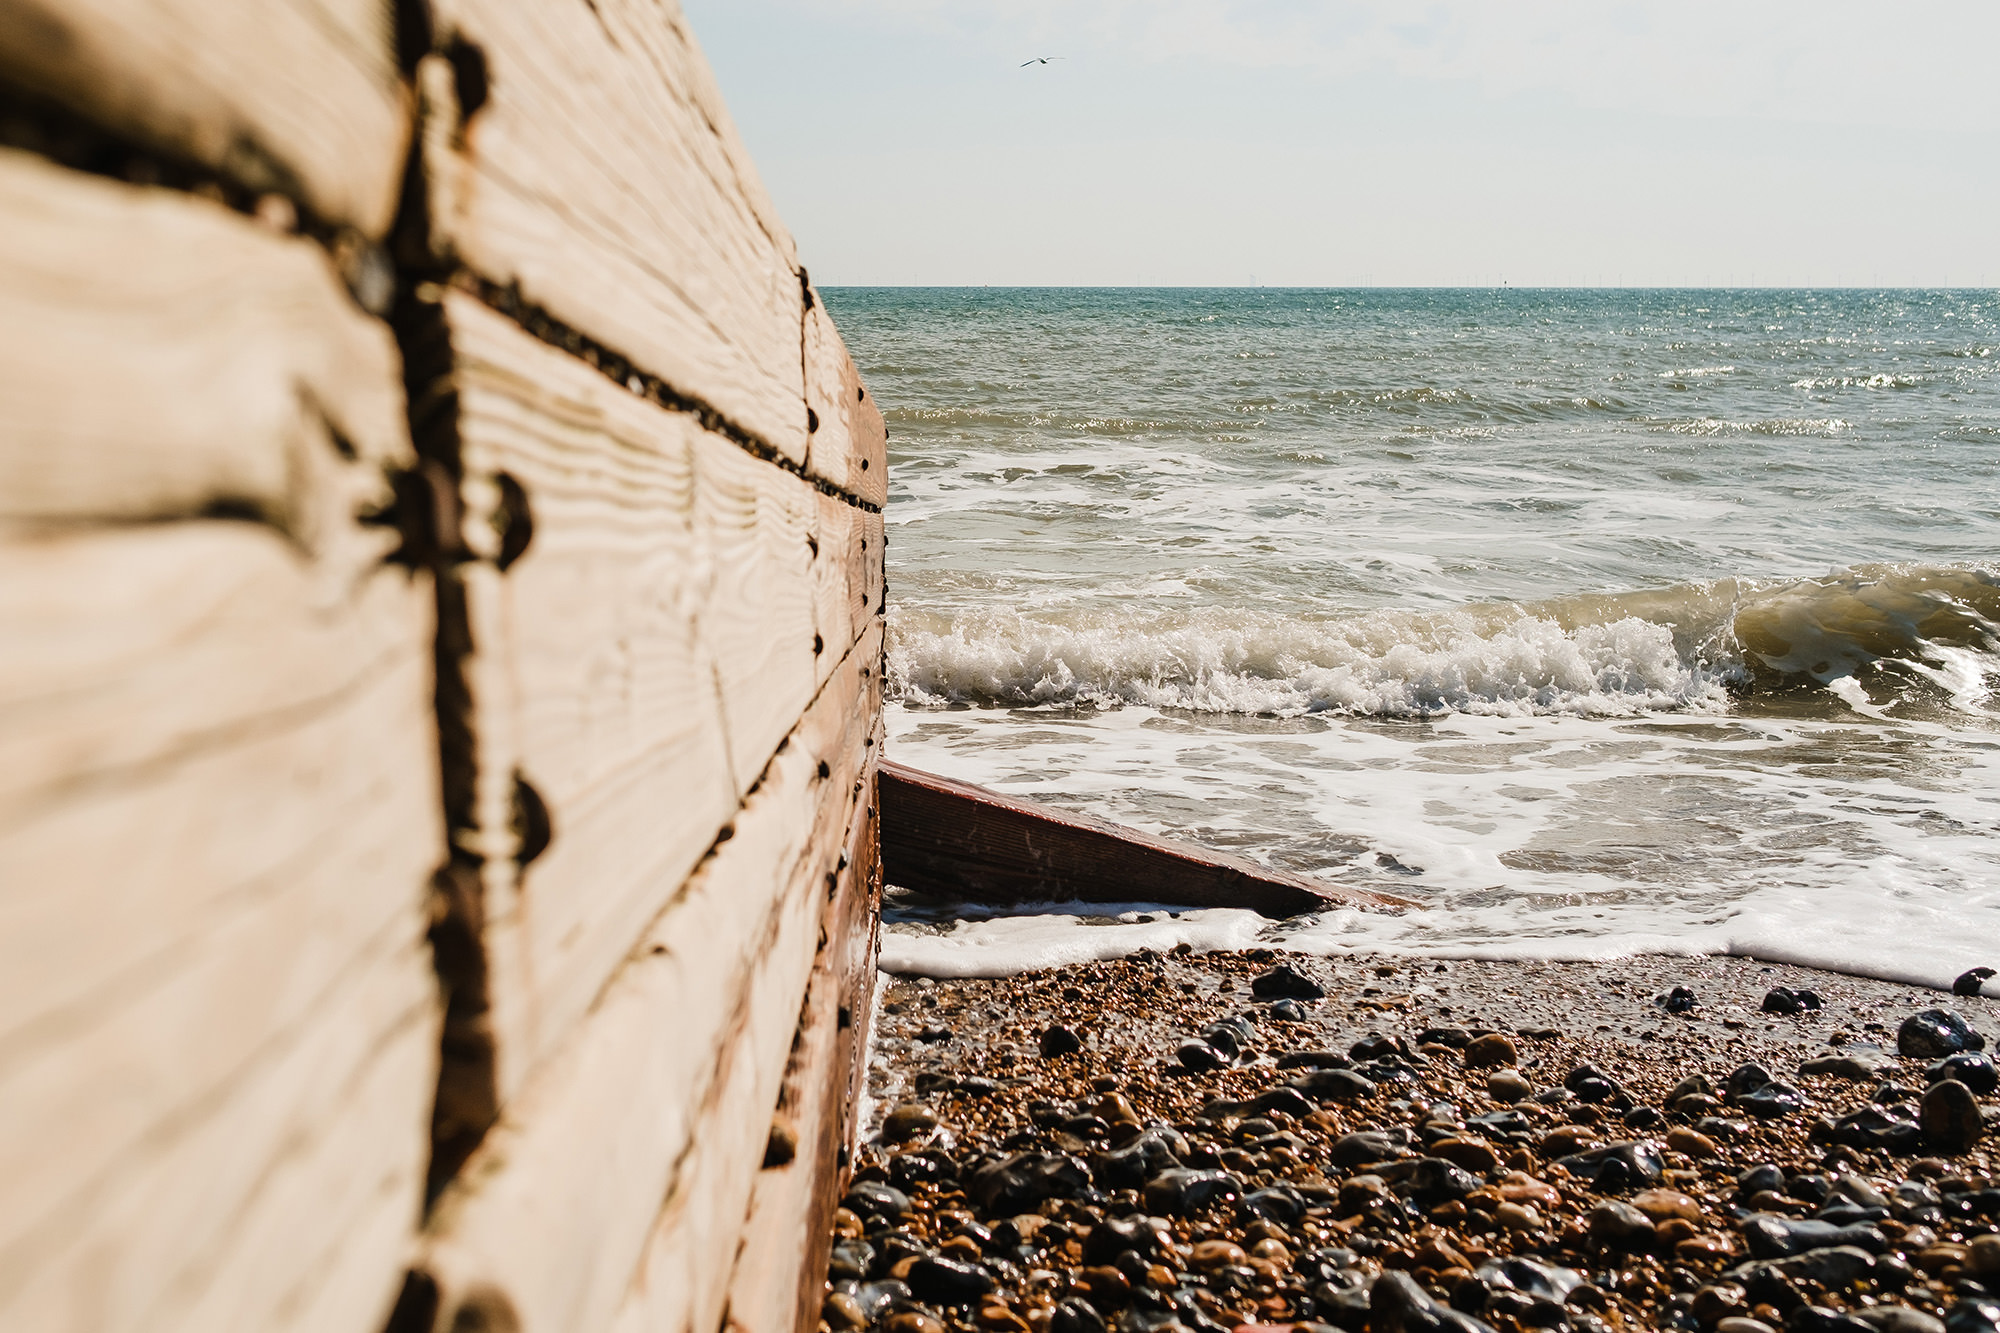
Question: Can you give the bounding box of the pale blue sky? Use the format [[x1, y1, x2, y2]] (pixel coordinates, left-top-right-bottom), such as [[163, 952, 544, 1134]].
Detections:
[[682, 1, 2000, 287]]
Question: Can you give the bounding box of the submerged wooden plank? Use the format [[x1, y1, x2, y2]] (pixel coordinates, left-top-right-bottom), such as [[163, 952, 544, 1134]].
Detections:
[[424, 0, 807, 458], [0, 147, 409, 531], [0, 0, 408, 234], [419, 623, 883, 1333], [444, 291, 826, 1107], [803, 297, 888, 507], [879, 760, 1413, 920]]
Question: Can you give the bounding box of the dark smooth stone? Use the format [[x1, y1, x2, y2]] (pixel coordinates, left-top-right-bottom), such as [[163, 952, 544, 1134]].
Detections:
[[888, 1151, 958, 1189], [1330, 1128, 1414, 1167], [842, 1180, 912, 1222], [1051, 1298, 1108, 1333], [1081, 1215, 1163, 1264], [1623, 1105, 1665, 1130], [850, 1281, 910, 1319], [907, 1257, 995, 1305], [1570, 1076, 1619, 1104], [1350, 1034, 1410, 1061], [1929, 1053, 2000, 1096], [1944, 1299, 2000, 1333], [1277, 1050, 1352, 1070], [1251, 1085, 1319, 1119], [1476, 1258, 1584, 1303], [1822, 1105, 1924, 1154], [1739, 1163, 1787, 1198], [1240, 1185, 1307, 1225], [1801, 1054, 1886, 1081], [1466, 1109, 1534, 1140], [1668, 1073, 1718, 1102], [1266, 998, 1310, 1022], [1766, 988, 1810, 1016], [1371, 1270, 1503, 1333], [1854, 1307, 1947, 1333], [1739, 1215, 1889, 1260], [828, 1239, 875, 1280], [1289, 1067, 1378, 1102], [958, 1076, 1002, 1097], [1404, 1158, 1480, 1205], [1094, 1129, 1187, 1190], [1954, 968, 1997, 998], [1141, 1167, 1242, 1215], [1251, 964, 1326, 999], [1727, 1062, 1777, 1102], [1555, 1140, 1664, 1190], [1739, 1081, 1811, 1120], [1900, 1009, 1986, 1059], [1418, 1027, 1474, 1048], [967, 1152, 1092, 1213], [1041, 1025, 1085, 1057], [1787, 1305, 1877, 1332], [1176, 1040, 1225, 1073], [1786, 1174, 1833, 1205], [1785, 1245, 1878, 1288], [1921, 1079, 1985, 1154], [1656, 985, 1699, 1013]]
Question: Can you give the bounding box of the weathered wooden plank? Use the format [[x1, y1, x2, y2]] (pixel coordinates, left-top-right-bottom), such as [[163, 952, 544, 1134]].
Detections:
[[0, 0, 408, 235], [719, 763, 881, 1333], [0, 527, 438, 1333], [443, 291, 824, 1108], [422, 0, 807, 458], [0, 147, 409, 531], [879, 760, 1415, 920], [803, 297, 888, 507], [612, 651, 881, 1333], [418, 622, 883, 1333], [0, 148, 435, 1333]]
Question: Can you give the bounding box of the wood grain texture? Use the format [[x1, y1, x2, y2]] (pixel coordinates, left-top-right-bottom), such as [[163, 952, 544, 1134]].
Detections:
[[612, 637, 881, 1333], [879, 759, 1415, 921], [443, 291, 827, 1106], [419, 623, 883, 1333], [0, 0, 408, 234], [0, 148, 409, 540], [803, 298, 888, 508], [719, 769, 881, 1333], [0, 533, 437, 1329], [424, 0, 808, 458], [808, 492, 884, 686]]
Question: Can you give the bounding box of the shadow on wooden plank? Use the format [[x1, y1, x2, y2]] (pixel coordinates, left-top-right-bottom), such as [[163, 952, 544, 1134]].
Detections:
[[879, 760, 1414, 920]]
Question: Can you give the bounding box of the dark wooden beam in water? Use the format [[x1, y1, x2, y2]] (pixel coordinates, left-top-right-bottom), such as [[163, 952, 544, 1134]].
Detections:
[[879, 760, 1413, 919]]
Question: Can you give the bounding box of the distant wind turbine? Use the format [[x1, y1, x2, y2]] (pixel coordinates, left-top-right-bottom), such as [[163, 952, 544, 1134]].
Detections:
[[1020, 56, 1062, 66]]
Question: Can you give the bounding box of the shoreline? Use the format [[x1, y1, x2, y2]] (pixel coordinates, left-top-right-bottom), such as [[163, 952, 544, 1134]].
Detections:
[[826, 949, 2000, 1333]]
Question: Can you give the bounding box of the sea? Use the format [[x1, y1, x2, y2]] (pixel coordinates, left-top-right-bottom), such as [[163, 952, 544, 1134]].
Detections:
[[821, 287, 2000, 991]]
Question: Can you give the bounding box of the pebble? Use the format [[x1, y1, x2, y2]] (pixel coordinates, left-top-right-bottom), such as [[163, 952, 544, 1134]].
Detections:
[[1495, 1201, 1542, 1232], [1250, 964, 1325, 1000], [1666, 1126, 1721, 1158], [1972, 1234, 2000, 1277], [1716, 1319, 1779, 1333], [1464, 1033, 1520, 1069], [1040, 1025, 1084, 1057], [1586, 1200, 1656, 1248], [1632, 1188, 1702, 1222], [886, 1312, 945, 1333], [1899, 1009, 1986, 1059], [1920, 1079, 1984, 1154], [824, 1292, 868, 1330], [1488, 1069, 1534, 1101], [1955, 967, 1996, 997], [1433, 1137, 1502, 1172], [882, 1103, 939, 1142], [1190, 1239, 1246, 1271], [1928, 1052, 2000, 1096]]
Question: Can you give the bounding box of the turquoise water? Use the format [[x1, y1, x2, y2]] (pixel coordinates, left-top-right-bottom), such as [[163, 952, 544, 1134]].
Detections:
[[828, 288, 2000, 985]]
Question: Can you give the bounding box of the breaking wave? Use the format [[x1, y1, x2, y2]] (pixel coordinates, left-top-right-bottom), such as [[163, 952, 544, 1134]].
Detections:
[[888, 564, 2000, 718]]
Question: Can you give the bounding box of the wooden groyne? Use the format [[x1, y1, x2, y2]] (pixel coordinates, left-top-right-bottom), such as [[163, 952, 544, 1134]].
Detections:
[[1, 4, 882, 1331]]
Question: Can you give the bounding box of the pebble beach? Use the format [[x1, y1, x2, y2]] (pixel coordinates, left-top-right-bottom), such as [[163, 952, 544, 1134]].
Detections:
[[820, 951, 2000, 1333]]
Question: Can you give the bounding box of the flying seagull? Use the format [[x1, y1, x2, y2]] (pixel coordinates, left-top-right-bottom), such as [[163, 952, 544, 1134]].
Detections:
[[1020, 56, 1062, 66]]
